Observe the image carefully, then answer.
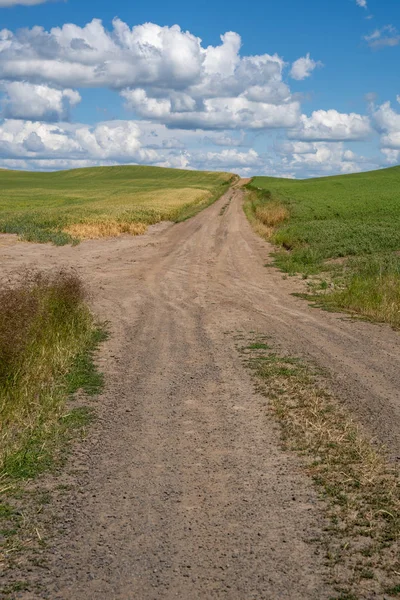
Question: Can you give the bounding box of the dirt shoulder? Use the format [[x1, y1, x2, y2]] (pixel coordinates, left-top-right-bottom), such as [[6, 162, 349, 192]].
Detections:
[[1, 187, 400, 598]]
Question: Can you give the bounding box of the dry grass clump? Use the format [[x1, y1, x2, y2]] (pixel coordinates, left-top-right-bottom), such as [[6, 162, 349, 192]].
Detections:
[[243, 190, 290, 242], [0, 270, 94, 475], [252, 220, 274, 240], [64, 220, 147, 240], [241, 338, 400, 597], [255, 203, 290, 228], [252, 220, 274, 241]]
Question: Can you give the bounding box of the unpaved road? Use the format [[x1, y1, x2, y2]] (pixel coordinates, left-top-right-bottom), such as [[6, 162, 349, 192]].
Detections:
[[2, 187, 400, 599]]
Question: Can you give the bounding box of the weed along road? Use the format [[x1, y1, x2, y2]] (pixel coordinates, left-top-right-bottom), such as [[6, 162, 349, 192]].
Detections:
[[3, 186, 400, 599]]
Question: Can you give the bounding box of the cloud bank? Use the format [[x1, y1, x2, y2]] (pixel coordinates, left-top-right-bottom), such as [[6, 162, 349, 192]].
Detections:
[[0, 17, 393, 177]]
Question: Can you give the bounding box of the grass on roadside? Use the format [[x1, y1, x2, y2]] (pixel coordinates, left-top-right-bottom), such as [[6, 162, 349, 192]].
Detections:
[[240, 335, 400, 599], [308, 255, 400, 329], [0, 165, 235, 245], [244, 188, 290, 241], [246, 166, 400, 328], [0, 270, 105, 479]]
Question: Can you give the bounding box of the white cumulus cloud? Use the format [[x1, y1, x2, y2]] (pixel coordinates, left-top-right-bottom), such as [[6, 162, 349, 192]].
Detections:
[[288, 109, 372, 141], [381, 148, 400, 164], [0, 19, 299, 130], [0, 119, 159, 162], [1, 82, 81, 121], [0, 20, 204, 89], [275, 139, 376, 176], [122, 88, 300, 130], [290, 54, 322, 81], [0, 117, 270, 174], [372, 101, 400, 154]]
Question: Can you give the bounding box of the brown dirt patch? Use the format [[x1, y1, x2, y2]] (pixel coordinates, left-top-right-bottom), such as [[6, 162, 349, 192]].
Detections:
[[0, 234, 19, 247]]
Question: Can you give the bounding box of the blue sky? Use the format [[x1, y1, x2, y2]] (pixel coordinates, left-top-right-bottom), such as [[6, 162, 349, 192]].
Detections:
[[0, 0, 399, 177]]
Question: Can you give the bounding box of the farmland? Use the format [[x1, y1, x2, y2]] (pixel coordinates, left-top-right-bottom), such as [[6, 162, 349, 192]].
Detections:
[[0, 165, 235, 245], [247, 166, 400, 327], [1, 167, 400, 599]]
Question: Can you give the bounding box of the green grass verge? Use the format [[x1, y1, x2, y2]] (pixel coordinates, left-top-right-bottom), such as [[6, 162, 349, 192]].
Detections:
[[0, 270, 107, 479], [307, 255, 400, 328], [247, 166, 400, 327], [239, 334, 400, 598], [0, 165, 235, 245], [1, 327, 107, 482]]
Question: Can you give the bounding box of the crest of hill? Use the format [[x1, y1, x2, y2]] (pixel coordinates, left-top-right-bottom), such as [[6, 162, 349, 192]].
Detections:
[[0, 164, 233, 189]]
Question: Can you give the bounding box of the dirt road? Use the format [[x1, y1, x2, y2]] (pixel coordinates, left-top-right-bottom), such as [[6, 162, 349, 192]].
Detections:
[[2, 187, 400, 599]]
